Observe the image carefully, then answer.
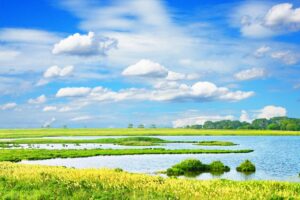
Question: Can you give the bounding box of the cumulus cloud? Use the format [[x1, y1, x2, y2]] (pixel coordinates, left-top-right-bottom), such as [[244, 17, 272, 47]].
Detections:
[[234, 68, 266, 81], [28, 95, 47, 104], [240, 110, 251, 122], [56, 81, 254, 102], [234, 2, 300, 38], [0, 102, 17, 110], [122, 59, 168, 78], [52, 32, 117, 56], [43, 65, 74, 78], [43, 106, 57, 112], [122, 59, 198, 81], [56, 87, 91, 97], [264, 3, 300, 31], [257, 105, 287, 119], [172, 115, 235, 128]]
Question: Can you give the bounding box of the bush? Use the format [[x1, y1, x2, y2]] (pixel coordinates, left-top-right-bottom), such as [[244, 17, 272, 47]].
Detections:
[[236, 160, 256, 172], [209, 161, 230, 172], [166, 159, 230, 177]]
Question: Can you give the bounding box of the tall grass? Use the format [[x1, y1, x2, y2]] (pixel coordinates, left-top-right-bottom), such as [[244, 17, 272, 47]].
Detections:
[[0, 148, 253, 162], [0, 162, 299, 199], [0, 128, 299, 139]]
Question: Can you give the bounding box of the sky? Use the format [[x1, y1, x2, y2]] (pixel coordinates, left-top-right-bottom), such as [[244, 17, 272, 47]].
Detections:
[[0, 0, 300, 128]]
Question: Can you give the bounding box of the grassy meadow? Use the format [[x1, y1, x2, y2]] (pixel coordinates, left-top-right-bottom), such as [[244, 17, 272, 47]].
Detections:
[[0, 128, 299, 199], [0, 162, 299, 200], [0, 128, 300, 138], [0, 148, 253, 162]]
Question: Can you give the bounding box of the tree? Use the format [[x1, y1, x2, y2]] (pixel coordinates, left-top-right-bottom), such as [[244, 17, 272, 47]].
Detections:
[[150, 124, 156, 128], [267, 123, 280, 130], [251, 119, 269, 129], [128, 123, 133, 128], [138, 124, 144, 128]]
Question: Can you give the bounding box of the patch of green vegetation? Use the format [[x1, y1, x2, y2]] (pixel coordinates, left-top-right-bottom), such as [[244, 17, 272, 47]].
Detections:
[[0, 136, 171, 146], [0, 162, 299, 200], [0, 128, 299, 139], [0, 143, 21, 148], [196, 141, 237, 146], [166, 159, 230, 176], [0, 149, 253, 162], [236, 160, 256, 173]]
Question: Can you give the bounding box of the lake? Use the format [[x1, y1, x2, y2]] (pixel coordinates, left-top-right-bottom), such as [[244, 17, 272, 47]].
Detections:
[[21, 136, 300, 182]]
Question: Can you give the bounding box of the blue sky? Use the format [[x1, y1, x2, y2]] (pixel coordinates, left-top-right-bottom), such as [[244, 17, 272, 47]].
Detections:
[[0, 0, 300, 128]]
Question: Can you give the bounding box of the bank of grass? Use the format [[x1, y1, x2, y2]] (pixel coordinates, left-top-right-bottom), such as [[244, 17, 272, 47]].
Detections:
[[0, 148, 253, 162], [0, 137, 172, 146], [0, 162, 299, 200], [196, 141, 237, 146], [0, 128, 300, 139]]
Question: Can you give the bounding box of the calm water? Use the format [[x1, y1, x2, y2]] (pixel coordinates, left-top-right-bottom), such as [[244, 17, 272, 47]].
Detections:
[[21, 136, 300, 182]]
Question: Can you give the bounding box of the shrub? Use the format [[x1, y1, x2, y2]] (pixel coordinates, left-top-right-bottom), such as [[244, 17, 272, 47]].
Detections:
[[236, 160, 256, 172], [209, 161, 230, 172], [166, 159, 230, 177]]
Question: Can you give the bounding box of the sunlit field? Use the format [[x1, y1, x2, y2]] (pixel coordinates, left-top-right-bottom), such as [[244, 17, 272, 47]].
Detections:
[[0, 128, 300, 138], [0, 162, 299, 200]]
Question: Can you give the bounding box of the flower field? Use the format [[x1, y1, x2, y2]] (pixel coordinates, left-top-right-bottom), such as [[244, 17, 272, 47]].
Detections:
[[0, 162, 299, 200]]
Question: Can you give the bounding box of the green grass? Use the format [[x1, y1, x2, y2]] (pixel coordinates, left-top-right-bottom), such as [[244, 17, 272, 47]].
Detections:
[[0, 148, 254, 162], [0, 162, 299, 200], [0, 136, 171, 146], [0, 128, 299, 139], [196, 141, 237, 146]]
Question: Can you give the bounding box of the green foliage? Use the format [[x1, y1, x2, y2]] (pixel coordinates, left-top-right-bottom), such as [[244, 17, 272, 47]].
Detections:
[[196, 141, 237, 146], [0, 148, 254, 162], [236, 160, 256, 173], [209, 161, 230, 172], [186, 117, 300, 131], [127, 123, 133, 128], [166, 159, 230, 176], [138, 124, 145, 128]]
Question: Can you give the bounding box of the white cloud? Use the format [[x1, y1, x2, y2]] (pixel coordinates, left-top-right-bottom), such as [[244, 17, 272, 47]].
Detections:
[[240, 110, 251, 122], [0, 28, 60, 44], [56, 87, 91, 97], [233, 2, 300, 37], [254, 45, 270, 58], [122, 59, 168, 78], [122, 59, 198, 82], [264, 3, 300, 30], [70, 115, 93, 121], [257, 105, 287, 119], [0, 102, 17, 110], [56, 81, 254, 102], [28, 95, 47, 104], [43, 65, 74, 78], [271, 51, 299, 65], [43, 106, 57, 112], [52, 32, 117, 56], [0, 50, 20, 61], [172, 115, 234, 128], [234, 68, 266, 81]]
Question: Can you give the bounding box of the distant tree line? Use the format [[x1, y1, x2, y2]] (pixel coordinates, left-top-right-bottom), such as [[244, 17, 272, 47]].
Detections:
[[128, 124, 157, 128], [184, 117, 300, 131]]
